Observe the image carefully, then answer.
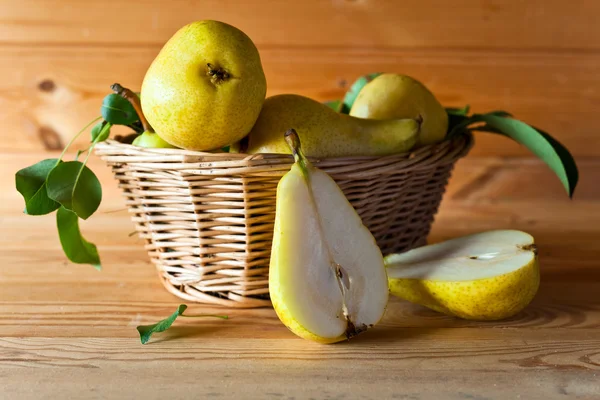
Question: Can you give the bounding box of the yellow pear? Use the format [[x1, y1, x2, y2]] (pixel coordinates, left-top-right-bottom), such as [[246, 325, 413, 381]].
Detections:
[[269, 129, 389, 343], [141, 20, 267, 151], [132, 131, 178, 149], [350, 74, 448, 146], [386, 230, 539, 320], [245, 94, 419, 158]]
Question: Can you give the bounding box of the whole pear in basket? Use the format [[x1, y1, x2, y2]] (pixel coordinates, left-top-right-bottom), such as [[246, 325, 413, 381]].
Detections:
[[386, 230, 540, 320], [350, 73, 448, 146], [141, 20, 267, 151], [269, 129, 389, 343], [132, 131, 178, 149], [243, 94, 420, 158]]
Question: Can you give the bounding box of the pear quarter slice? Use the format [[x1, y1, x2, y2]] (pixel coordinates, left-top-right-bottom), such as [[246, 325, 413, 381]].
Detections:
[[386, 230, 539, 321], [269, 130, 388, 343]]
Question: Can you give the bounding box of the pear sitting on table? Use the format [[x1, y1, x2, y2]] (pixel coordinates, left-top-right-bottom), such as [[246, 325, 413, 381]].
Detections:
[[386, 230, 540, 320], [269, 129, 389, 343]]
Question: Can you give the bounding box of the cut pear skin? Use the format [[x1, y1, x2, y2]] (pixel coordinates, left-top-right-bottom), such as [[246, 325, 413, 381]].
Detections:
[[269, 130, 388, 343], [386, 230, 540, 320]]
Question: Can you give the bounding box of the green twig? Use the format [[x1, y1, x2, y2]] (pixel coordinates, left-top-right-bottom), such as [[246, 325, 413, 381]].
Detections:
[[58, 116, 102, 162]]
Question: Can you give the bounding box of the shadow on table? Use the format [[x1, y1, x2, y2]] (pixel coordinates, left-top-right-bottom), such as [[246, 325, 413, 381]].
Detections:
[[351, 289, 600, 345], [347, 325, 442, 345], [147, 324, 233, 344]]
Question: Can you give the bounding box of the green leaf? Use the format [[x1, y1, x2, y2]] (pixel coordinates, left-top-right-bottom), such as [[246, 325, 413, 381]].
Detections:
[[15, 159, 61, 215], [127, 121, 144, 134], [487, 110, 513, 118], [137, 305, 187, 345], [74, 149, 85, 162], [136, 305, 228, 344], [56, 207, 101, 269], [446, 105, 471, 116], [91, 120, 112, 143], [446, 108, 513, 138], [447, 114, 486, 138], [475, 114, 578, 197], [341, 72, 382, 114], [324, 99, 343, 112], [101, 93, 139, 125], [46, 161, 102, 220], [446, 106, 472, 138]]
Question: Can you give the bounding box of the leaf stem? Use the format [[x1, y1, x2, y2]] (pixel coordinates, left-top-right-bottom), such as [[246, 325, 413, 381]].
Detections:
[[81, 142, 96, 166], [180, 314, 229, 319], [72, 140, 99, 200], [74, 149, 86, 161], [58, 116, 102, 162], [65, 136, 101, 219], [111, 83, 153, 133]]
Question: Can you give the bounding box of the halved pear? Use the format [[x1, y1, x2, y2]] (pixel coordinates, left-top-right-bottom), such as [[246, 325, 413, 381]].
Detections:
[[269, 129, 389, 343], [386, 230, 539, 320]]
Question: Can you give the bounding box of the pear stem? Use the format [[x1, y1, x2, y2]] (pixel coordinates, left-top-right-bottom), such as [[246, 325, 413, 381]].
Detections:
[[111, 83, 154, 133], [284, 129, 305, 164], [284, 128, 312, 182]]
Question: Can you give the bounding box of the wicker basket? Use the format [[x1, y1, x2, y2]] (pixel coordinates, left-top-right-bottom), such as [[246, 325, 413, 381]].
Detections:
[[95, 131, 473, 308]]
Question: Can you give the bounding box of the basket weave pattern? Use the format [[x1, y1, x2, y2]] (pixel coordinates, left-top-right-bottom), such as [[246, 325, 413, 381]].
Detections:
[[96, 132, 472, 308]]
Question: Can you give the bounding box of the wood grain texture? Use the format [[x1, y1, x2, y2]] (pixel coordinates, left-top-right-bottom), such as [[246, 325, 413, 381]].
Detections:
[[0, 0, 599, 156], [2, 151, 600, 399], [1, 0, 598, 49]]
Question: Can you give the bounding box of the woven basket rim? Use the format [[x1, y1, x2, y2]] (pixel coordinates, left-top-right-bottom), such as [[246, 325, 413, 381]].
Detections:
[[95, 131, 473, 165]]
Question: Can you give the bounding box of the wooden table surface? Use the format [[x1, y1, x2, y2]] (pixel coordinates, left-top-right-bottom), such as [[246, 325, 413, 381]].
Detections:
[[1, 152, 599, 399]]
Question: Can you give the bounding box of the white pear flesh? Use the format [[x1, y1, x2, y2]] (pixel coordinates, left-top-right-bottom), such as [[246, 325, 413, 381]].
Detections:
[[386, 230, 539, 320], [270, 158, 388, 343]]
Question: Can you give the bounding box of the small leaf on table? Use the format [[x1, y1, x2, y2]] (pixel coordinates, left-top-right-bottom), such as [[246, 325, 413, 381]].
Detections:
[[15, 159, 61, 215], [475, 114, 578, 197], [46, 161, 102, 220], [56, 207, 101, 269], [101, 93, 139, 125], [137, 305, 229, 344]]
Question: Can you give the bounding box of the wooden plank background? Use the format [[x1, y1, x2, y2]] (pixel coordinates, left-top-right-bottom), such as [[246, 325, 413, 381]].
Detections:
[[0, 0, 598, 158]]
